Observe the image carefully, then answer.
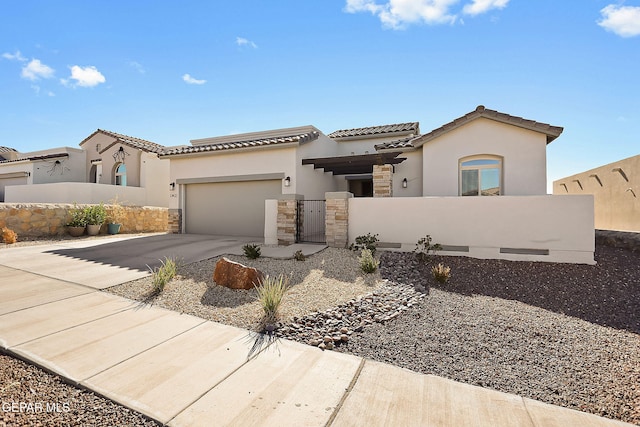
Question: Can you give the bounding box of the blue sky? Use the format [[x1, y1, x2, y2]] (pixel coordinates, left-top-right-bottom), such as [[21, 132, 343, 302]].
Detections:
[[1, 0, 639, 190]]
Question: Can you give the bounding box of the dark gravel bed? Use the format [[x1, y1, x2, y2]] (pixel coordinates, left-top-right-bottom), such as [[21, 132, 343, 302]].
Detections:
[[0, 353, 160, 427], [334, 245, 640, 425]]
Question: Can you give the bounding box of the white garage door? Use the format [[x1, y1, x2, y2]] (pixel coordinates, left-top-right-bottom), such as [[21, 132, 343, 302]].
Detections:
[[185, 180, 281, 236], [0, 176, 28, 202]]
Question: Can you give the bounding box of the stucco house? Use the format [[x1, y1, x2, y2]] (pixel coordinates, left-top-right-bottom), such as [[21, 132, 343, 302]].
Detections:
[[162, 105, 565, 236], [553, 154, 639, 232], [0, 130, 170, 207]]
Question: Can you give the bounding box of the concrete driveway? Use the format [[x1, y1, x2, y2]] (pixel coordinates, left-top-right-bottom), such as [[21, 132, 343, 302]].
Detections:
[[0, 233, 258, 289]]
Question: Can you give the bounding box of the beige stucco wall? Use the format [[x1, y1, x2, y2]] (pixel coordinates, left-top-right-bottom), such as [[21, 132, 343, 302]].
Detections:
[[553, 154, 640, 232], [422, 118, 548, 196], [348, 195, 595, 264], [296, 134, 341, 199], [30, 148, 87, 184], [168, 146, 297, 210], [140, 152, 170, 207]]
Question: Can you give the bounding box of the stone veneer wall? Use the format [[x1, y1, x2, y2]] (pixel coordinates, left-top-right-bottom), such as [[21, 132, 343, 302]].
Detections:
[[0, 203, 168, 237], [373, 164, 393, 197], [168, 209, 182, 234], [277, 198, 298, 244], [325, 192, 352, 248]]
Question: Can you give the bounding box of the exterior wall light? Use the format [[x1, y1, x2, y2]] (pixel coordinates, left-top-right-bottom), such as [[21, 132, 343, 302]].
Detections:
[[284, 176, 291, 187], [169, 182, 175, 190], [402, 178, 408, 188]]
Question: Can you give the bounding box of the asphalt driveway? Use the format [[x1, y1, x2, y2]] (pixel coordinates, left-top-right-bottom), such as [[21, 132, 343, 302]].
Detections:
[[0, 234, 258, 289]]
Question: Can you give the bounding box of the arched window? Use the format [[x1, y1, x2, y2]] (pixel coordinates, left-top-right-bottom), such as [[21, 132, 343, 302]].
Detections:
[[114, 163, 127, 186], [459, 156, 502, 196]]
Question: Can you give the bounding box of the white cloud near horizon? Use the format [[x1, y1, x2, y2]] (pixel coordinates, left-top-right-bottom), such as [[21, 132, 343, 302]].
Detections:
[[61, 65, 106, 87], [21, 59, 55, 80], [182, 73, 207, 85], [598, 4, 640, 37], [463, 0, 509, 16], [345, 0, 509, 28], [2, 50, 27, 62], [236, 37, 258, 48]]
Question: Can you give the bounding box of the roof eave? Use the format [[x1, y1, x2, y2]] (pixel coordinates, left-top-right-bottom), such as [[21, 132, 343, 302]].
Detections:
[[160, 141, 302, 159]]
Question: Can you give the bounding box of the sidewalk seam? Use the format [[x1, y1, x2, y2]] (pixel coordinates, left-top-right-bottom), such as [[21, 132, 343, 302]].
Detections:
[[324, 357, 366, 427]]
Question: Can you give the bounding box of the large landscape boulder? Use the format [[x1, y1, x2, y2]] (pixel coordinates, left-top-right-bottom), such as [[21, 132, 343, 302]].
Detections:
[[213, 257, 264, 290]]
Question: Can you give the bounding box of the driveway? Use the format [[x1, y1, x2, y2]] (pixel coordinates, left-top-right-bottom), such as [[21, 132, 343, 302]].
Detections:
[[0, 234, 258, 289]]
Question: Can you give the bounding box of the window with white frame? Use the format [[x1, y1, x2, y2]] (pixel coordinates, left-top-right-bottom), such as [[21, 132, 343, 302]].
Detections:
[[114, 163, 127, 186], [459, 156, 502, 196]]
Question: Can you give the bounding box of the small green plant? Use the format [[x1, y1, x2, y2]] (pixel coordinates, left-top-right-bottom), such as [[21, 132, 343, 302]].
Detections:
[[350, 233, 379, 255], [293, 250, 306, 261], [85, 203, 108, 225], [243, 243, 261, 259], [432, 263, 451, 284], [359, 248, 379, 274], [67, 203, 87, 227], [148, 257, 178, 293], [414, 235, 442, 261], [255, 274, 289, 330]]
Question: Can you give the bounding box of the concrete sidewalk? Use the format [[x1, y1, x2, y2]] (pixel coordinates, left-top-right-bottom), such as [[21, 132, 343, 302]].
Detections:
[[0, 238, 633, 426]]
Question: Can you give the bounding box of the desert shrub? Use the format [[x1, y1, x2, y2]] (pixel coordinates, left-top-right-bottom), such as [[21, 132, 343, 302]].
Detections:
[[107, 195, 127, 224], [414, 235, 442, 261], [243, 243, 261, 259], [350, 233, 379, 255], [67, 203, 87, 227], [293, 250, 306, 261], [432, 263, 451, 283], [1, 227, 18, 244], [256, 274, 288, 330], [148, 257, 178, 293], [359, 248, 379, 274]]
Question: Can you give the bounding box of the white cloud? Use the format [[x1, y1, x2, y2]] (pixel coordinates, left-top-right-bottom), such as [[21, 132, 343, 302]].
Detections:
[[182, 73, 207, 85], [129, 61, 146, 74], [463, 0, 509, 16], [62, 65, 106, 87], [236, 37, 258, 48], [2, 50, 27, 61], [21, 59, 55, 80], [345, 0, 509, 28], [598, 4, 640, 37]]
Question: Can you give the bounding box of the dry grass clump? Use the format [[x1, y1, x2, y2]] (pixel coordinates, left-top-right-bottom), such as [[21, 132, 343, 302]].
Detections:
[[1, 227, 18, 244]]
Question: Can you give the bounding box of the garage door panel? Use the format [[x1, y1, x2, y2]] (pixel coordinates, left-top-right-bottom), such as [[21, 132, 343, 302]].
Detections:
[[185, 180, 281, 237]]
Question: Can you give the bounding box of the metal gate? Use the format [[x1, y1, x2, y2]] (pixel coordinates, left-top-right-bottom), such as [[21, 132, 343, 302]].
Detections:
[[296, 200, 326, 243]]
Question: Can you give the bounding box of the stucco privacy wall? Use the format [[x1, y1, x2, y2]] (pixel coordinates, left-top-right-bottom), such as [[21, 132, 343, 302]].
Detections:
[[553, 154, 640, 232], [6, 182, 148, 206], [0, 203, 168, 237], [348, 195, 595, 264], [422, 118, 548, 196]]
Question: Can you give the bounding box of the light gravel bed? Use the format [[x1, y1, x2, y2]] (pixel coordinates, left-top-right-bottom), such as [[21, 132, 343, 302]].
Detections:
[[105, 247, 382, 330]]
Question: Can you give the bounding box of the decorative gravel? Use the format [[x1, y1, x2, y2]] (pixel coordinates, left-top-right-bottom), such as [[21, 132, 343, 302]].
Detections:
[[0, 353, 159, 427], [105, 247, 382, 330]]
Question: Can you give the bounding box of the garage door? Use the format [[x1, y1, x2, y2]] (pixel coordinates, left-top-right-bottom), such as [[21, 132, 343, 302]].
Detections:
[[185, 180, 281, 236], [0, 176, 28, 202]]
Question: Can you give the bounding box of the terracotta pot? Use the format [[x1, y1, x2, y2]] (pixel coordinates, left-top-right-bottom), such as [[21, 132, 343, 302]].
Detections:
[[67, 226, 85, 237], [86, 224, 101, 236]]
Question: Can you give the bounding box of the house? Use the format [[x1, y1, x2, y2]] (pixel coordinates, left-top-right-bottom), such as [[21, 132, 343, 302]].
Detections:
[[161, 105, 565, 236], [553, 154, 639, 232], [0, 130, 170, 207]]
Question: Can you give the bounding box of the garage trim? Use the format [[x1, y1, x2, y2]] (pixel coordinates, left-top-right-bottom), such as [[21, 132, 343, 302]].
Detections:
[[0, 172, 30, 179], [176, 172, 285, 185]]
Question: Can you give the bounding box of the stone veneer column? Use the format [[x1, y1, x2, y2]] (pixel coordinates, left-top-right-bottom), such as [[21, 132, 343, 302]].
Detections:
[[168, 209, 182, 234], [373, 164, 393, 197], [325, 192, 353, 248], [277, 195, 303, 245]]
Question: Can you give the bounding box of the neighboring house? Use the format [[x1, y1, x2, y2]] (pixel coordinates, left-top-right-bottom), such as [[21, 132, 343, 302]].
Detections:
[[553, 154, 639, 232], [162, 105, 564, 237], [0, 130, 170, 207]]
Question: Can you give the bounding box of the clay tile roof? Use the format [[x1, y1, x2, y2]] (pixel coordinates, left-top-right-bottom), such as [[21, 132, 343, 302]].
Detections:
[[160, 130, 319, 157], [374, 136, 420, 151], [0, 146, 17, 153], [411, 105, 564, 146], [0, 153, 69, 164], [81, 129, 166, 154], [328, 122, 419, 139]]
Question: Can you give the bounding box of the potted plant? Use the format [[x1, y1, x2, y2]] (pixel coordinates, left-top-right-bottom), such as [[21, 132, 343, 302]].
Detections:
[[85, 203, 107, 236], [66, 203, 87, 237], [107, 196, 126, 235]]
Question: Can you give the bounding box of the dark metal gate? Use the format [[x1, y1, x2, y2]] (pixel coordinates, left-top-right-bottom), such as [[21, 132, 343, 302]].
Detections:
[[296, 200, 326, 243]]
